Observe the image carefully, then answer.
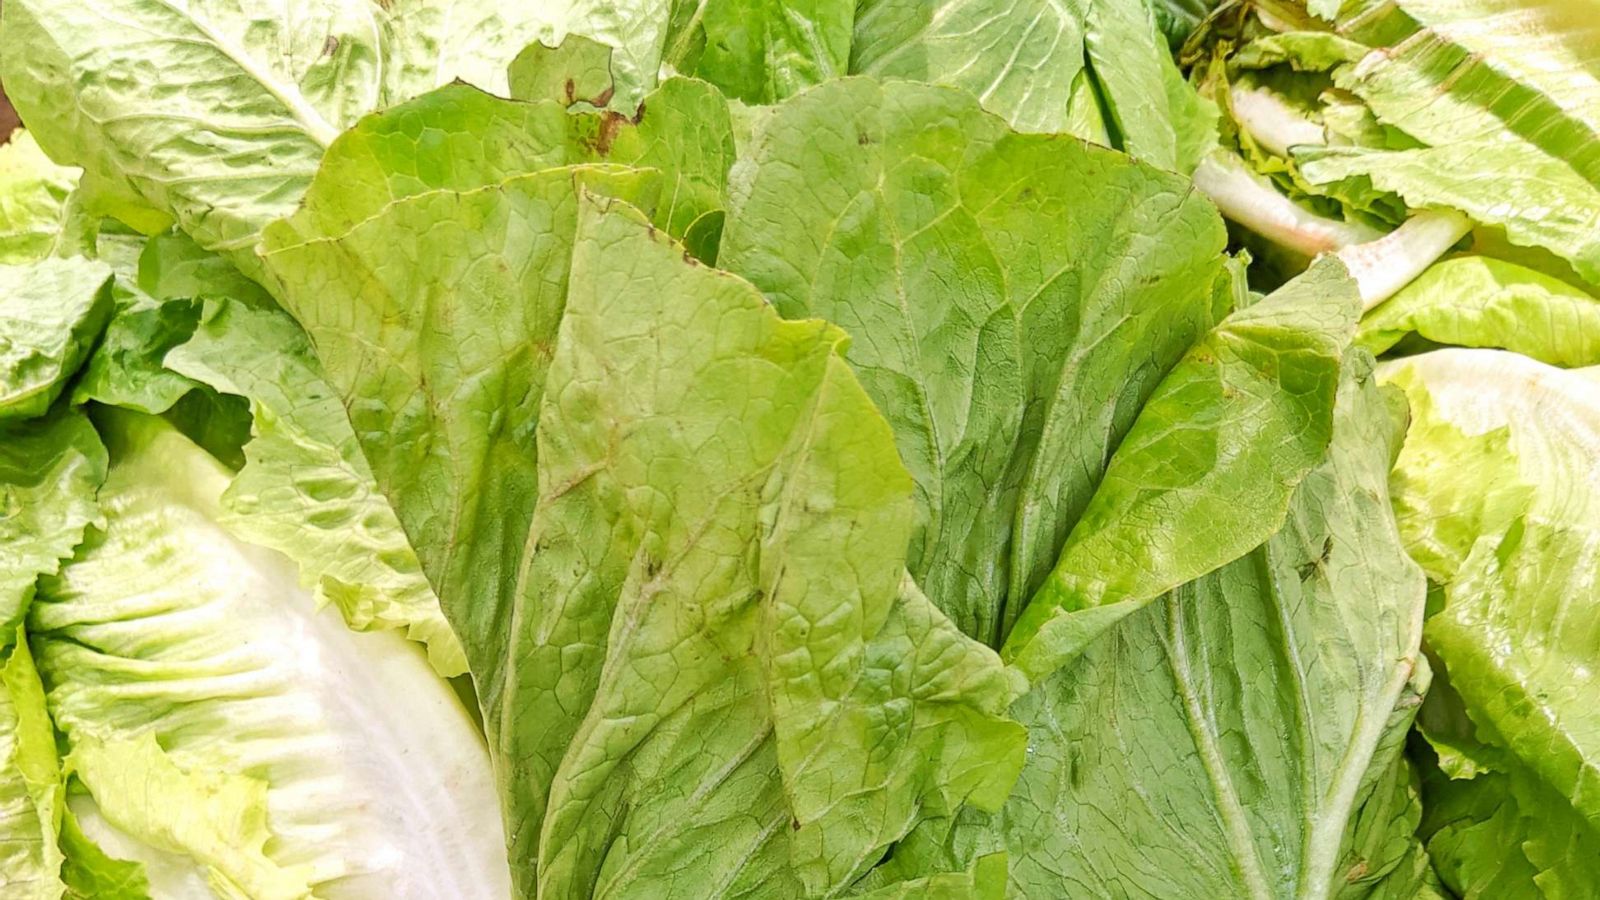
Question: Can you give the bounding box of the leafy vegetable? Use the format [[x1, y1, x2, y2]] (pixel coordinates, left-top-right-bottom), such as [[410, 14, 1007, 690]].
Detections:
[[0, 258, 113, 420], [32, 409, 509, 897], [0, 633, 66, 897], [3, 0, 1594, 896], [165, 298, 467, 676], [1384, 349, 1600, 897], [722, 75, 1233, 643], [0, 410, 106, 632], [0, 131, 79, 263], [864, 347, 1432, 898]]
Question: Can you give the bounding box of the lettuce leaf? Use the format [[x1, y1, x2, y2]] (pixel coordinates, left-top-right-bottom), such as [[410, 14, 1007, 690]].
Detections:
[[0, 258, 113, 421], [30, 410, 510, 897], [850, 0, 1216, 170], [0, 0, 628, 260], [722, 76, 1234, 643], [857, 346, 1430, 896], [1385, 348, 1600, 895], [0, 131, 80, 264], [0, 633, 67, 899], [1358, 256, 1600, 367], [265, 138, 1028, 889], [0, 409, 106, 632]]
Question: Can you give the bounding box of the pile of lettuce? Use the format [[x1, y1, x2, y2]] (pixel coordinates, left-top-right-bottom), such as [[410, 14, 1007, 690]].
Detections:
[[0, 0, 1594, 897]]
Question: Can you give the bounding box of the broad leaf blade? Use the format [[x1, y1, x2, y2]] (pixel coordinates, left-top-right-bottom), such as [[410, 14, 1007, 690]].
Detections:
[[1006, 257, 1360, 678], [0, 409, 107, 632], [721, 77, 1232, 643], [1359, 256, 1600, 366], [1385, 348, 1600, 896], [165, 298, 467, 676], [0, 257, 113, 420], [869, 349, 1429, 897], [0, 633, 67, 900]]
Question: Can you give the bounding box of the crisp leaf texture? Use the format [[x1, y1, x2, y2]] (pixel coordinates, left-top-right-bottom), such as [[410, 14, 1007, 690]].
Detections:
[[270, 79, 733, 249], [1296, 0, 1600, 284], [508, 36, 619, 107], [0, 131, 80, 264], [263, 164, 661, 741], [0, 409, 107, 632], [1385, 348, 1600, 896], [530, 199, 1023, 897], [722, 77, 1232, 643], [166, 298, 467, 676], [0, 258, 113, 420], [1006, 258, 1360, 680], [1359, 256, 1600, 366], [864, 350, 1429, 897], [266, 162, 1027, 893], [661, 0, 856, 104], [0, 634, 67, 900], [849, 0, 1215, 170], [68, 734, 312, 900], [31, 410, 510, 898], [0, 0, 598, 257], [57, 805, 152, 900]]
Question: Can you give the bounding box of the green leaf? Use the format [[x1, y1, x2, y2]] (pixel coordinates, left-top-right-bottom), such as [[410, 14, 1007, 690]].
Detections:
[[0, 632, 67, 900], [1359, 256, 1600, 366], [1145, 0, 1217, 47], [873, 348, 1429, 897], [1337, 0, 1600, 187], [70, 232, 268, 446], [266, 167, 1026, 893], [508, 36, 618, 107], [1081, 0, 1219, 173], [1412, 691, 1600, 900], [542, 199, 1024, 896], [0, 257, 113, 420], [852, 853, 1008, 900], [484, 1, 678, 110], [0, 0, 597, 260], [1294, 0, 1600, 285], [69, 291, 200, 415], [1385, 348, 1600, 896], [1231, 32, 1370, 72], [721, 77, 1233, 643], [0, 130, 80, 265], [0, 408, 106, 632], [66, 734, 312, 900], [58, 805, 152, 900], [165, 298, 467, 676], [1385, 384, 1531, 586], [849, 0, 1216, 171], [262, 160, 658, 672], [270, 79, 733, 250], [1299, 142, 1600, 288], [31, 410, 510, 897], [1005, 258, 1360, 680], [661, 0, 856, 104], [850, 0, 1094, 135], [135, 232, 275, 312]]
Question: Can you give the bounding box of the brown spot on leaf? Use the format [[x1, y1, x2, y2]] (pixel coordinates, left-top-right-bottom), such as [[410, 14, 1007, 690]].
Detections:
[[323, 35, 340, 57], [594, 85, 616, 108], [593, 111, 628, 156], [564, 78, 577, 105], [0, 82, 17, 146]]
